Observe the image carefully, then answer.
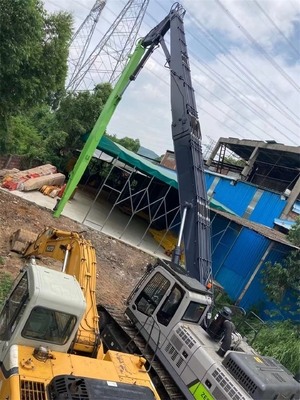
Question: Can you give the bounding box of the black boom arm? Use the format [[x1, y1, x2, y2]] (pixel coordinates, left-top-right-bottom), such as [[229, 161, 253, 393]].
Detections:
[[131, 3, 212, 286]]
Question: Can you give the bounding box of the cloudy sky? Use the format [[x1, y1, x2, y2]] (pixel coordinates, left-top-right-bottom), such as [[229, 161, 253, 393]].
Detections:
[[44, 0, 300, 156]]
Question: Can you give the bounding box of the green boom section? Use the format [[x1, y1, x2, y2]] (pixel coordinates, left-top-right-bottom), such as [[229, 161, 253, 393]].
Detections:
[[53, 41, 146, 218], [189, 382, 214, 400]]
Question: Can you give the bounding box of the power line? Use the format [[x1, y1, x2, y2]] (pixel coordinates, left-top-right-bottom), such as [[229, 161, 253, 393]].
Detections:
[[144, 7, 299, 144], [184, 12, 300, 126], [189, 55, 299, 142], [155, 0, 299, 125], [252, 0, 300, 57], [141, 58, 263, 141], [214, 0, 300, 91]]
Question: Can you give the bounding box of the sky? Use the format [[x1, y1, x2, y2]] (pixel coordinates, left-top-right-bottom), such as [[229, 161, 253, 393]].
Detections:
[[44, 0, 300, 156]]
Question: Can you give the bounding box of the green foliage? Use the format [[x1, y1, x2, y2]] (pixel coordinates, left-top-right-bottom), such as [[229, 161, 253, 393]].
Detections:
[[253, 320, 300, 375], [1, 83, 113, 171], [106, 133, 140, 153], [0, 0, 73, 153], [261, 217, 300, 314], [0, 271, 13, 307], [6, 115, 42, 159], [224, 156, 246, 167], [289, 216, 300, 247]]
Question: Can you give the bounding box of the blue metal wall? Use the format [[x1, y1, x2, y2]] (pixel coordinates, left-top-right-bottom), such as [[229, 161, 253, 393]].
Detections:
[[237, 243, 295, 320], [249, 191, 287, 227], [211, 215, 296, 319], [206, 172, 287, 227], [210, 177, 256, 216]]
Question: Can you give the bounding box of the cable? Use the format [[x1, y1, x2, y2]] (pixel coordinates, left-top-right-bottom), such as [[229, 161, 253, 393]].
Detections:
[[190, 55, 299, 140], [189, 52, 300, 133], [143, 9, 299, 144], [184, 12, 300, 126], [155, 0, 300, 126], [48, 0, 300, 147], [214, 0, 300, 91], [252, 0, 300, 57]]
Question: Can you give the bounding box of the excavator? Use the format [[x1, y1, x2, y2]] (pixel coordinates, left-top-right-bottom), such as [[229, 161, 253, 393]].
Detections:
[[0, 227, 160, 399], [1, 3, 299, 400], [72, 3, 299, 400]]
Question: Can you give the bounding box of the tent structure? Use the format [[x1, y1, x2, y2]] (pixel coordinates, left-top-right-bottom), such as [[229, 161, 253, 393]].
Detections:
[[81, 133, 236, 215]]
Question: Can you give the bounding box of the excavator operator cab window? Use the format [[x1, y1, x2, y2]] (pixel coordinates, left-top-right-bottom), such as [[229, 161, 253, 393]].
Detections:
[[136, 272, 170, 317], [182, 301, 206, 324], [22, 307, 77, 345], [157, 285, 184, 327], [0, 272, 29, 341]]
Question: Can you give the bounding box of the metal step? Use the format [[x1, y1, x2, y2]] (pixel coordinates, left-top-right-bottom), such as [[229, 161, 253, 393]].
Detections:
[[101, 304, 186, 400]]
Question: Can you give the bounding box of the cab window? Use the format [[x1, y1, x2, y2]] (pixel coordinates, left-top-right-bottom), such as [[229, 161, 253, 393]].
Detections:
[[157, 285, 184, 326], [182, 301, 206, 323], [0, 272, 29, 340], [136, 272, 170, 316], [22, 307, 76, 345]]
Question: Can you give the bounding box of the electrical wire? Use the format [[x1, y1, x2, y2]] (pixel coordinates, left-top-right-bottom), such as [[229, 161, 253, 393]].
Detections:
[[184, 13, 300, 126], [214, 0, 300, 91], [188, 52, 300, 133], [47, 0, 300, 148], [252, 0, 300, 57], [143, 10, 299, 144], [155, 0, 300, 126]]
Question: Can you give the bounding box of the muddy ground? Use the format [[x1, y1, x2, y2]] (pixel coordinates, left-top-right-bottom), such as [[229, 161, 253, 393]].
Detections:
[[0, 189, 155, 309]]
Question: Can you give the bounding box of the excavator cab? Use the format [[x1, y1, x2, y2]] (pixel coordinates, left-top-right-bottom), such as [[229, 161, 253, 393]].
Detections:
[[0, 258, 86, 367], [125, 259, 212, 346]]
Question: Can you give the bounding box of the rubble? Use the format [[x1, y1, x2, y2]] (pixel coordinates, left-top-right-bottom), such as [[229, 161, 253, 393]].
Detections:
[[0, 168, 20, 177], [21, 173, 65, 191], [1, 164, 65, 195]]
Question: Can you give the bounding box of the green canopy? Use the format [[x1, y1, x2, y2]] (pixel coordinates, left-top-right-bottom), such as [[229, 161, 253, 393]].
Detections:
[[81, 134, 236, 216]]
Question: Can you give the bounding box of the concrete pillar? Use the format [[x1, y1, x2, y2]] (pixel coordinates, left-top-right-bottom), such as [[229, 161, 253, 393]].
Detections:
[[280, 175, 300, 220], [241, 146, 260, 180], [206, 139, 221, 167]]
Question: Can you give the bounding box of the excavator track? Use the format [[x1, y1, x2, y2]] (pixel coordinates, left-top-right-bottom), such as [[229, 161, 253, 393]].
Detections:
[[101, 304, 186, 400]]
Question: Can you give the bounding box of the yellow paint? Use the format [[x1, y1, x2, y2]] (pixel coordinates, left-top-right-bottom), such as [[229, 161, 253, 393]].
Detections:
[[254, 356, 263, 363], [15, 345, 160, 399]]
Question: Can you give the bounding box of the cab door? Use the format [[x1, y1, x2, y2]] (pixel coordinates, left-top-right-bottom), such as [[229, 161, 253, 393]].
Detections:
[[131, 270, 185, 349], [0, 271, 29, 366]]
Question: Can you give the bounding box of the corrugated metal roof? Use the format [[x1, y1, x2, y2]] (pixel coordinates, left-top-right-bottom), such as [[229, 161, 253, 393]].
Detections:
[[292, 201, 300, 214], [212, 209, 298, 249], [274, 218, 296, 230]]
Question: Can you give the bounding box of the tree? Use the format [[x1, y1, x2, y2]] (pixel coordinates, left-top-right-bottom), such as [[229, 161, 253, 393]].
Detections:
[[261, 217, 300, 314], [0, 0, 73, 153], [106, 133, 140, 153]]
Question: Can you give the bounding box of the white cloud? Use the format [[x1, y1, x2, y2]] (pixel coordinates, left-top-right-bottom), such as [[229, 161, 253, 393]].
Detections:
[[43, 0, 300, 155]]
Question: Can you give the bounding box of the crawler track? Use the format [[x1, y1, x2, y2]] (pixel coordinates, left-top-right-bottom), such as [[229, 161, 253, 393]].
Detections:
[[102, 304, 186, 400]]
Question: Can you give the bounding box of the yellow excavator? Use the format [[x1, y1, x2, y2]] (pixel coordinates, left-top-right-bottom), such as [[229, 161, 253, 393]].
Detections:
[[0, 227, 160, 400]]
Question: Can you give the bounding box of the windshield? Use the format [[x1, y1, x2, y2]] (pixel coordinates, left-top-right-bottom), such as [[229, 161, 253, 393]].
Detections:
[[22, 307, 76, 345], [182, 301, 206, 323]]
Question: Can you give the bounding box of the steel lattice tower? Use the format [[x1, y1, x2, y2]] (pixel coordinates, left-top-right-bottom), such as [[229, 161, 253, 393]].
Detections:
[[67, 0, 150, 92], [66, 0, 106, 89]]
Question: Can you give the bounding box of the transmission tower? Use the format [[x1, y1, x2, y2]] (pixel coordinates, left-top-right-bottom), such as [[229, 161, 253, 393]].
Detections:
[[67, 0, 150, 92], [67, 0, 106, 89], [203, 137, 217, 160]]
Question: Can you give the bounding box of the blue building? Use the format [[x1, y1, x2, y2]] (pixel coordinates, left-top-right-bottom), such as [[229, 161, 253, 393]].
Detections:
[[83, 136, 299, 319]]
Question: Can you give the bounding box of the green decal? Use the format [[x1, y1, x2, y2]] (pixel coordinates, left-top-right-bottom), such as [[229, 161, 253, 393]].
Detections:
[[189, 382, 214, 400]]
